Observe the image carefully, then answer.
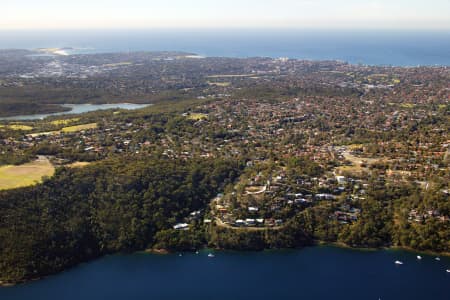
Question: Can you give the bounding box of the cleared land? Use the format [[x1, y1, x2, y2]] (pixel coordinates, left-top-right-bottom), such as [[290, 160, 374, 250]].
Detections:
[[28, 123, 97, 137], [67, 161, 91, 168], [50, 118, 80, 126], [335, 146, 389, 176], [61, 123, 97, 132], [207, 74, 255, 78], [0, 124, 33, 131], [186, 113, 208, 121], [207, 81, 231, 87], [103, 62, 132, 67], [0, 156, 55, 190]]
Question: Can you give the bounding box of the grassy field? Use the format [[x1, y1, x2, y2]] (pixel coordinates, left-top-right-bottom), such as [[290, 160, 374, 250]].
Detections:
[[187, 113, 208, 121], [28, 131, 58, 138], [67, 161, 91, 168], [50, 118, 80, 126], [335, 146, 389, 176], [335, 165, 368, 176], [400, 103, 416, 108], [61, 123, 97, 132], [0, 157, 55, 190], [28, 123, 98, 137], [0, 124, 33, 131], [207, 81, 231, 87]]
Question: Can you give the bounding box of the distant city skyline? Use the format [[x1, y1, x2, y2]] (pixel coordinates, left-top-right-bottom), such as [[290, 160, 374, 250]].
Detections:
[[1, 0, 450, 30]]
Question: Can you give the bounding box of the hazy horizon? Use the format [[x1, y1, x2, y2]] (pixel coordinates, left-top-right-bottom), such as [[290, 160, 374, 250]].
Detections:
[[2, 0, 450, 30], [1, 29, 449, 66]]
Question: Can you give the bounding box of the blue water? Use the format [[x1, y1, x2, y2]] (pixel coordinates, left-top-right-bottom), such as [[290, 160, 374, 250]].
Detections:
[[0, 29, 449, 66], [1, 246, 449, 300], [0, 103, 151, 121]]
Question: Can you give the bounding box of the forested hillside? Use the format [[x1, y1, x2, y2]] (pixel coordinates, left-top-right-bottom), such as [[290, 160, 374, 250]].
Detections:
[[0, 157, 243, 283]]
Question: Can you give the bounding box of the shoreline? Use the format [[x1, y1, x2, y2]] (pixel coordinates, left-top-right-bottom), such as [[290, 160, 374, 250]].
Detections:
[[317, 241, 450, 257], [144, 248, 170, 255], [0, 103, 153, 121], [2, 47, 450, 67], [388, 246, 450, 258], [2, 243, 449, 287]]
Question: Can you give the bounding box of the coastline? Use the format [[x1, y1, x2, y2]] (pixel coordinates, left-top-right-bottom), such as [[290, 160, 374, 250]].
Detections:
[[2, 242, 448, 287], [0, 103, 152, 121], [317, 241, 450, 257], [388, 246, 450, 258], [0, 281, 15, 287], [144, 248, 170, 255], [2, 30, 449, 66]]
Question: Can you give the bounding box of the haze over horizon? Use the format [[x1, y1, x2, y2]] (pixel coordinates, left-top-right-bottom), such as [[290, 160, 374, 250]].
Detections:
[[2, 0, 450, 30]]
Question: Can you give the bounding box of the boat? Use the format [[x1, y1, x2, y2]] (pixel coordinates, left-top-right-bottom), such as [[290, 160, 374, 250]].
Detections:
[[395, 260, 403, 265], [195, 251, 199, 254], [208, 253, 215, 258], [446, 269, 450, 273], [417, 255, 422, 260], [435, 257, 441, 261]]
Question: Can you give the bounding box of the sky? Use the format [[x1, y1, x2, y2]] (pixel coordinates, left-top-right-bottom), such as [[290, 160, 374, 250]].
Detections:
[[1, 0, 450, 30]]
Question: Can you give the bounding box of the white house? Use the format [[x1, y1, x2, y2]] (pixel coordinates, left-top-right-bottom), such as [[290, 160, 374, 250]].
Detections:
[[173, 223, 189, 230]]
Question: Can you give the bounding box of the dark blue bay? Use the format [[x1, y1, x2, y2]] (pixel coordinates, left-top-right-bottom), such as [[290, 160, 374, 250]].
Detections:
[[1, 246, 449, 300]]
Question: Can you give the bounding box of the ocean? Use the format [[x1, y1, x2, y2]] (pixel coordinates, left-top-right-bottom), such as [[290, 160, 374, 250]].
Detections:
[[0, 29, 449, 66]]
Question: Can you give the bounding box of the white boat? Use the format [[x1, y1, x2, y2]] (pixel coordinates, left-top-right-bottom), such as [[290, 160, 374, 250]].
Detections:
[[395, 260, 403, 265], [195, 251, 199, 254], [208, 253, 215, 258], [446, 269, 450, 273], [435, 257, 441, 261], [417, 255, 422, 260]]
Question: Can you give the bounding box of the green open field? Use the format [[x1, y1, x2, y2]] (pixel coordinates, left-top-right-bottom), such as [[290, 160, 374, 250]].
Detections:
[[186, 113, 208, 121], [0, 157, 55, 190], [61, 123, 97, 132], [28, 123, 98, 137], [50, 118, 80, 126], [0, 124, 33, 131]]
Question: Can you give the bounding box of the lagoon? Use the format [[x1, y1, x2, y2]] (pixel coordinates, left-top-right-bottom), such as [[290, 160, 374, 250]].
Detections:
[[1, 246, 448, 300], [0, 103, 151, 121]]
